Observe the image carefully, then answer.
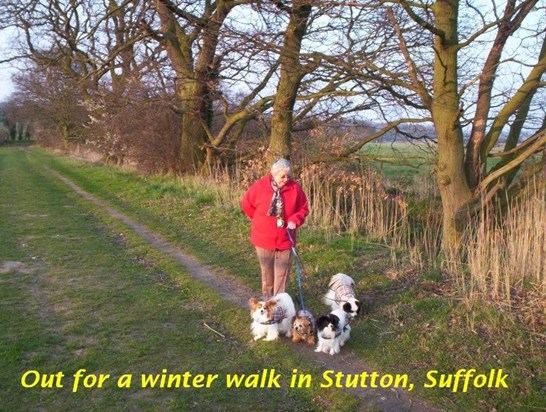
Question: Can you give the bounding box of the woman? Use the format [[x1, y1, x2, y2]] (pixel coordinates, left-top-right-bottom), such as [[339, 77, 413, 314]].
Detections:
[[241, 158, 309, 300]]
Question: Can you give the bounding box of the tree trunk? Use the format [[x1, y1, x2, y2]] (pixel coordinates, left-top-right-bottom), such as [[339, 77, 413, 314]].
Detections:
[[178, 80, 207, 173], [153, 0, 230, 173], [61, 122, 70, 151], [268, 1, 312, 163], [269, 72, 301, 161], [432, 0, 473, 250]]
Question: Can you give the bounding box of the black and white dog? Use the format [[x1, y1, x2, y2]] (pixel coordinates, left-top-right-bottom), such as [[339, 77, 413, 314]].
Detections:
[[315, 309, 351, 355], [323, 273, 362, 319]]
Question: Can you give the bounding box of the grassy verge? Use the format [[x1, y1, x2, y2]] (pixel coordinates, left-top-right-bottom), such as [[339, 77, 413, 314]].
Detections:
[[3, 146, 544, 411], [0, 147, 356, 411]]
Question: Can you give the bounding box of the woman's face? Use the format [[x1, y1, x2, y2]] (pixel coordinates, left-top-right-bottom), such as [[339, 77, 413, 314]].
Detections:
[[272, 169, 291, 188]]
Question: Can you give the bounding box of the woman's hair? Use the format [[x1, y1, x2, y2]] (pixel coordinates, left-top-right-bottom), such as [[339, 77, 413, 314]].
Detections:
[[270, 158, 292, 176]]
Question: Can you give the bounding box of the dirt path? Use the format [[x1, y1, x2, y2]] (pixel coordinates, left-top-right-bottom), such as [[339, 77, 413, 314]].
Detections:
[[48, 167, 443, 412]]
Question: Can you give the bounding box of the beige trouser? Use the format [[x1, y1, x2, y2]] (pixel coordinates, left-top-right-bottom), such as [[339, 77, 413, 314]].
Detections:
[[255, 247, 292, 300]]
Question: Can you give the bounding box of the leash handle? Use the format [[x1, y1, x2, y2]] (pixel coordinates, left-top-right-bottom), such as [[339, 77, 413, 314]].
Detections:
[[288, 229, 306, 311], [287, 228, 296, 246]]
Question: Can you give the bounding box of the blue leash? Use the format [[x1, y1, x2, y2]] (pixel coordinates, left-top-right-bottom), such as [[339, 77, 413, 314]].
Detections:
[[287, 229, 307, 312]]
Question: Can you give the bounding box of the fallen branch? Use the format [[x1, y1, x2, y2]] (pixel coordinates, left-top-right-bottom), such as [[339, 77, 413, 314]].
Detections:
[[203, 322, 226, 338]]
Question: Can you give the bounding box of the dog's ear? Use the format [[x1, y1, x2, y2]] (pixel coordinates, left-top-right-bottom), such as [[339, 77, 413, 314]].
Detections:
[[316, 315, 329, 329], [249, 298, 260, 311], [355, 299, 362, 314], [330, 314, 340, 328], [343, 302, 352, 314], [265, 300, 277, 310]]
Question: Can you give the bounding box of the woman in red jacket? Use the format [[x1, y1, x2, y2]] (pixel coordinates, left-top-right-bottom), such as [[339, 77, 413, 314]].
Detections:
[[241, 158, 309, 300]]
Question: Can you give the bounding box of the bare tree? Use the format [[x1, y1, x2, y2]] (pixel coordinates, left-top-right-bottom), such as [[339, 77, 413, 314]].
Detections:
[[319, 0, 546, 249], [0, 0, 152, 147], [12, 65, 89, 149], [140, 0, 255, 172], [266, 0, 313, 161], [142, 1, 368, 169], [4, 0, 543, 254], [225, 1, 370, 164]]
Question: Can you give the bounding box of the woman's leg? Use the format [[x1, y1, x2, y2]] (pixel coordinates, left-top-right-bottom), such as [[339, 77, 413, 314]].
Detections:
[[255, 247, 275, 299], [273, 249, 291, 295]]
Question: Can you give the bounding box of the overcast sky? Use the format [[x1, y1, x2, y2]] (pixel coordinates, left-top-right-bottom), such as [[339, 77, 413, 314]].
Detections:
[[0, 28, 16, 102], [0, 69, 15, 102]]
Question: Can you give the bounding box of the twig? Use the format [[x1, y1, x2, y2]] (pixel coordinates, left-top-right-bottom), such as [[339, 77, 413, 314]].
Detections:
[[203, 322, 226, 338]]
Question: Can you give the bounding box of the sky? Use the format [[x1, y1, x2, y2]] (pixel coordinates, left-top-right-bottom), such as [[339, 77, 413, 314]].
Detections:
[[0, 4, 542, 107], [0, 29, 17, 102], [0, 69, 15, 102]]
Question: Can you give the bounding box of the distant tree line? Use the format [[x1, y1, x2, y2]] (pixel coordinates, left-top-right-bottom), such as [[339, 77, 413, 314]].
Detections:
[[1, 0, 544, 250], [0, 109, 31, 143]]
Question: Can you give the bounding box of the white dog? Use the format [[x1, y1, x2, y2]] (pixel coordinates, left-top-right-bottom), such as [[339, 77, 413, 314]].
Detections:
[[315, 309, 351, 355], [249, 293, 296, 341], [323, 273, 361, 319]]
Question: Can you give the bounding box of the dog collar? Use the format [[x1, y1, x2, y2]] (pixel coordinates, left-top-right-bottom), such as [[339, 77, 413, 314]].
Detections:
[[321, 331, 341, 340], [320, 325, 348, 339]]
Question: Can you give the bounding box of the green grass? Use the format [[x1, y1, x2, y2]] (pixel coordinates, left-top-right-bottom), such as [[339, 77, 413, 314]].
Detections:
[[0, 147, 356, 411], [360, 141, 435, 179], [2, 146, 544, 411]]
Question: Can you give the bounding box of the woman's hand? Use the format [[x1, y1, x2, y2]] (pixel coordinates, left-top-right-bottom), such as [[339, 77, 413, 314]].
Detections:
[[287, 221, 296, 230]]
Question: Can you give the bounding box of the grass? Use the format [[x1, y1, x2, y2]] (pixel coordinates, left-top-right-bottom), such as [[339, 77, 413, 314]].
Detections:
[[0, 147, 356, 411], [1, 146, 544, 411], [360, 141, 436, 183]]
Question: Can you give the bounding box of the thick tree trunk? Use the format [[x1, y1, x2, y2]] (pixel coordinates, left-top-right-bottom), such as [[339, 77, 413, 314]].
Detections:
[[178, 80, 207, 173], [154, 0, 228, 173], [267, 1, 312, 163], [269, 72, 301, 161], [432, 0, 474, 250]]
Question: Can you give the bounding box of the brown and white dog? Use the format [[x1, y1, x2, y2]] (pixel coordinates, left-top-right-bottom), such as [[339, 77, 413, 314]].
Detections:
[[249, 293, 296, 341], [291, 309, 316, 345], [323, 273, 362, 319]]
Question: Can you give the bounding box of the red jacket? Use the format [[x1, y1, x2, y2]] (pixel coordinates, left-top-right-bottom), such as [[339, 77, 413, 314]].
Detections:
[[241, 174, 309, 250]]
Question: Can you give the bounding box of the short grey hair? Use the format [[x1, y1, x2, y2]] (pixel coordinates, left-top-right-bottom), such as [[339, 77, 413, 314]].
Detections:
[[270, 158, 292, 176]]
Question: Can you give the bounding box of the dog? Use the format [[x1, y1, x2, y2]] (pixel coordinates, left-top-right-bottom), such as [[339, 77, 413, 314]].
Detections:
[[323, 273, 361, 319], [249, 293, 296, 341], [291, 309, 316, 345], [315, 308, 351, 355]]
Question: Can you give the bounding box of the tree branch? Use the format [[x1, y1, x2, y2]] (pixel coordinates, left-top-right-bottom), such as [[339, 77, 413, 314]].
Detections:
[[386, 6, 432, 109], [477, 129, 546, 195], [481, 35, 546, 156]]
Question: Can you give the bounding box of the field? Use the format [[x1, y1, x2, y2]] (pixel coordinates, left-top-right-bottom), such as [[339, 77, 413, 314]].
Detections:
[[1, 146, 544, 411]]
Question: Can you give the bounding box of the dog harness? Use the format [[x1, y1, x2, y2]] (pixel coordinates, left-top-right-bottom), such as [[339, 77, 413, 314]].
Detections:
[[260, 306, 285, 325], [295, 309, 315, 336], [328, 278, 356, 305], [320, 324, 349, 339], [297, 309, 315, 326]]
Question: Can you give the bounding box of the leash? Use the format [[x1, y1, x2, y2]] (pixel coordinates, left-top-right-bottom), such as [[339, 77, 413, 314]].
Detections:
[[287, 229, 307, 312]]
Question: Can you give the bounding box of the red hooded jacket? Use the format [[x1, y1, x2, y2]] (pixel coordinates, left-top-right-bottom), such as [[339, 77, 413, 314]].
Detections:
[[241, 174, 309, 250]]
